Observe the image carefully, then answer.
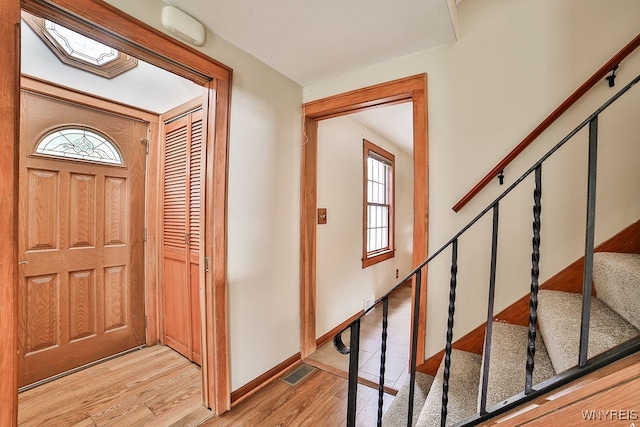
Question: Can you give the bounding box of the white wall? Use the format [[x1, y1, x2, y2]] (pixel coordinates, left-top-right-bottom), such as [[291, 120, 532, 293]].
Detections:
[[105, 0, 303, 390], [316, 115, 414, 337], [305, 0, 640, 358]]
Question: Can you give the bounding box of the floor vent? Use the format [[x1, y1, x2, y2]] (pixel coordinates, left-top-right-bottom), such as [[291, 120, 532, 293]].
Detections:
[[281, 364, 316, 386]]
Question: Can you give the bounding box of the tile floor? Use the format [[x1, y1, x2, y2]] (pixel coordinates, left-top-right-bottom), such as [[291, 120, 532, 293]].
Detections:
[[306, 285, 413, 390]]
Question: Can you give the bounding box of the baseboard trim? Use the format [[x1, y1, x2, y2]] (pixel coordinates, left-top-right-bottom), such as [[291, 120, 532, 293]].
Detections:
[[230, 352, 302, 407], [315, 278, 413, 348], [315, 310, 364, 348], [417, 219, 640, 376]]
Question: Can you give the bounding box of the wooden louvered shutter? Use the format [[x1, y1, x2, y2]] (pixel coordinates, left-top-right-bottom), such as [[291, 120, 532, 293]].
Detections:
[[162, 108, 203, 365], [189, 111, 202, 250], [164, 119, 188, 250], [188, 110, 203, 364]]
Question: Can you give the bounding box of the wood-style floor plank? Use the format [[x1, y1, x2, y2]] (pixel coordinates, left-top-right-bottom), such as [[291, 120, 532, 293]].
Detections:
[[18, 346, 212, 427], [19, 345, 393, 426], [201, 366, 394, 427]]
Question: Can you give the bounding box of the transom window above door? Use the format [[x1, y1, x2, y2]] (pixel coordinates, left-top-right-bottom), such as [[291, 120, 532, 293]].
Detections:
[[22, 11, 138, 78], [34, 127, 124, 165]]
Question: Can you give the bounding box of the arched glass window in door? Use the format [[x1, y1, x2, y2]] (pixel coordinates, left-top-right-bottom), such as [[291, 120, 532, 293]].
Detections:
[[35, 128, 124, 165]]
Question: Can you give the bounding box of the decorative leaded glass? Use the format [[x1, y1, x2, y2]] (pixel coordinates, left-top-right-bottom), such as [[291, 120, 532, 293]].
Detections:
[[21, 11, 138, 78], [44, 20, 119, 66], [35, 128, 123, 165]]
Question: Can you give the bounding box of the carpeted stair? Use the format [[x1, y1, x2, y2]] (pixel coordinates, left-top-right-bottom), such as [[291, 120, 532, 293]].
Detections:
[[592, 252, 640, 329], [381, 252, 640, 426], [537, 289, 638, 372], [382, 372, 434, 427], [478, 321, 555, 409], [415, 349, 481, 427]]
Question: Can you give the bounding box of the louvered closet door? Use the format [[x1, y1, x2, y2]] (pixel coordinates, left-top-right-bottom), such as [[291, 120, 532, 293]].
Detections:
[[162, 109, 203, 364]]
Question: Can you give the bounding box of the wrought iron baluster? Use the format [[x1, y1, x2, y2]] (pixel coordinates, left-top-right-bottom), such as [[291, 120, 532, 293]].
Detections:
[[441, 239, 458, 427], [334, 320, 361, 427], [579, 116, 599, 367], [479, 203, 500, 414], [407, 268, 422, 427], [525, 165, 542, 394], [377, 297, 389, 427]]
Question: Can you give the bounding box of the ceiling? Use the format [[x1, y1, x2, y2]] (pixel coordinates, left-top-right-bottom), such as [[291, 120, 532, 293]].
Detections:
[[25, 0, 458, 153], [160, 0, 456, 152], [163, 0, 457, 86], [349, 102, 414, 155]]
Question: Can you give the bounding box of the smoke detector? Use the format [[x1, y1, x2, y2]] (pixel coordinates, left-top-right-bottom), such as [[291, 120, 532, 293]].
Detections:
[[162, 6, 206, 46]]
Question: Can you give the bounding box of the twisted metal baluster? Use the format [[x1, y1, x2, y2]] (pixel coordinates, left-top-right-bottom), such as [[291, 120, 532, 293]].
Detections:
[[377, 297, 389, 427], [525, 165, 542, 394], [441, 238, 458, 427]]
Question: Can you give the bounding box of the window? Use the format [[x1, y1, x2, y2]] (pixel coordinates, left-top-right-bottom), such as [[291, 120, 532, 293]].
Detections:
[[363, 139, 395, 268], [34, 127, 124, 165], [22, 11, 138, 78]]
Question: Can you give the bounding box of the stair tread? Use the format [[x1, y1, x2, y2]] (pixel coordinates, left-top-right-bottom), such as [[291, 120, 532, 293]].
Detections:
[[416, 349, 482, 427], [478, 322, 555, 410], [538, 290, 639, 373], [382, 371, 434, 427], [593, 252, 640, 329]]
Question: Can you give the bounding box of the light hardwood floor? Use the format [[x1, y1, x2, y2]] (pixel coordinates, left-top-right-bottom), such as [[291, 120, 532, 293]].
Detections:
[[18, 345, 392, 426], [18, 345, 212, 426], [201, 366, 391, 427], [17, 286, 413, 427]]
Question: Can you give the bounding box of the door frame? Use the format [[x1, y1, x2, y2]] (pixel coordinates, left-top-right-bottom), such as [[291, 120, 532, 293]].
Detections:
[[1, 0, 232, 422], [300, 74, 429, 362]]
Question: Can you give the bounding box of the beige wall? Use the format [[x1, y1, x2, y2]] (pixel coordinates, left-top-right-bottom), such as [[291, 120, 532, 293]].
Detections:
[[106, 0, 303, 390], [316, 114, 414, 337], [305, 0, 640, 358], [107, 0, 640, 388]]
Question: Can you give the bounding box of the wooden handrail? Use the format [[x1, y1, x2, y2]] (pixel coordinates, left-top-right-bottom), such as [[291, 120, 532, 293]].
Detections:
[[453, 33, 640, 212]]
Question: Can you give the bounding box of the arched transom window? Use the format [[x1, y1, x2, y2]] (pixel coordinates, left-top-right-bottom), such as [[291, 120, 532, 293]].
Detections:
[[35, 128, 124, 165]]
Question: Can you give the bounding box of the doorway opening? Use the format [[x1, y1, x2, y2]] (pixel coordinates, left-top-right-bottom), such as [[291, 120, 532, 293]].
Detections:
[[306, 102, 415, 387], [6, 0, 232, 421], [300, 75, 429, 367]]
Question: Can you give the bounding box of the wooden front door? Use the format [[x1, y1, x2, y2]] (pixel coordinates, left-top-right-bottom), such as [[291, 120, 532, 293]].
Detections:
[[18, 90, 147, 387], [162, 108, 203, 365]]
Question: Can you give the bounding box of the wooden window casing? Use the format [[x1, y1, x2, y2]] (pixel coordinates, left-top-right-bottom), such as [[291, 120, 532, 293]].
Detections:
[[362, 139, 395, 268]]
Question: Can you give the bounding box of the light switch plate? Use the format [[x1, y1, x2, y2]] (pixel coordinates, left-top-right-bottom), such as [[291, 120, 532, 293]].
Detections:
[[318, 208, 327, 224]]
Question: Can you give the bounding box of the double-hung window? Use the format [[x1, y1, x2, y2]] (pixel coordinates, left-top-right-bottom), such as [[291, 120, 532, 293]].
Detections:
[[362, 139, 395, 268]]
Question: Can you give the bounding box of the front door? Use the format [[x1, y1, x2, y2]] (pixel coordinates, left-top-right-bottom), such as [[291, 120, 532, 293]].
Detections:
[[18, 90, 147, 387]]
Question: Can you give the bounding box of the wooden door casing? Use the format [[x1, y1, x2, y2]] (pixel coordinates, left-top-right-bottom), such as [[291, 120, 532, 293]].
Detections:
[[18, 90, 147, 387], [162, 108, 203, 365]]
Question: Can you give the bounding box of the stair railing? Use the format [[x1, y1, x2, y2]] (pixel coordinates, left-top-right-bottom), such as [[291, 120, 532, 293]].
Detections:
[[334, 73, 640, 427], [452, 33, 640, 212]]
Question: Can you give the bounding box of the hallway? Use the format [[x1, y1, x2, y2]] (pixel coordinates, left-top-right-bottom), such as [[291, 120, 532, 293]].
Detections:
[[306, 285, 413, 391], [18, 345, 387, 426], [17, 285, 413, 426]]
